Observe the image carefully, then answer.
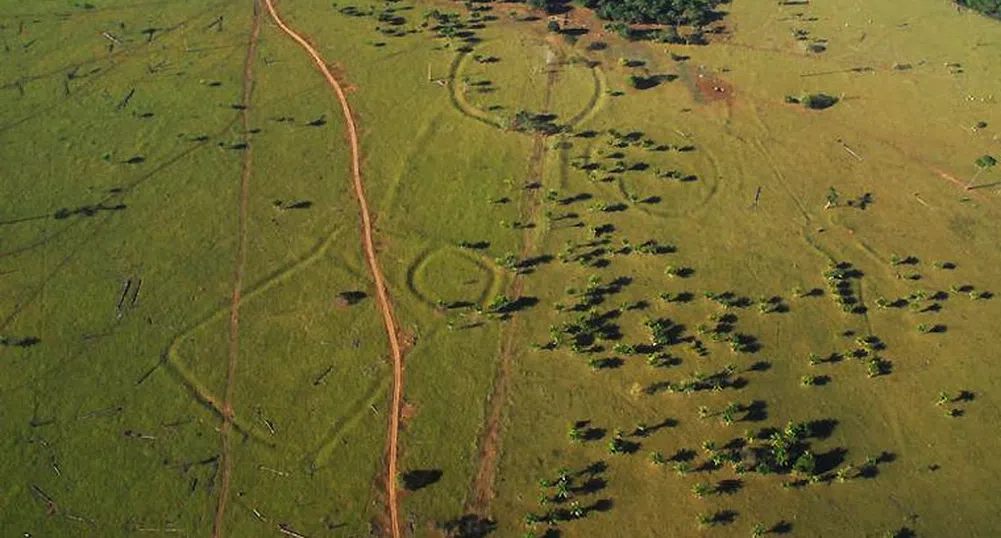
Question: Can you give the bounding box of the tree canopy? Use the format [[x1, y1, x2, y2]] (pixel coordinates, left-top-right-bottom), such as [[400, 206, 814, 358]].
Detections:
[[574, 0, 726, 27], [959, 0, 1001, 19]]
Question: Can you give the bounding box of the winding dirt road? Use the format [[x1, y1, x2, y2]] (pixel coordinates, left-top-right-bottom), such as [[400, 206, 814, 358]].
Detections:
[[261, 1, 404, 537]]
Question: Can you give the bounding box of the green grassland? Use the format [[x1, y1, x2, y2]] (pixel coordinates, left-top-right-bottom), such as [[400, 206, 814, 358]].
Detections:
[[2, 0, 1001, 537]]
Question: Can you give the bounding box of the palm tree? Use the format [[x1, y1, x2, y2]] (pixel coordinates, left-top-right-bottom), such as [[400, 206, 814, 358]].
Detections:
[[692, 482, 711, 498], [825, 187, 840, 209], [554, 482, 570, 501], [751, 523, 767, 537], [836, 465, 854, 482], [556, 468, 571, 484], [697, 512, 714, 528]]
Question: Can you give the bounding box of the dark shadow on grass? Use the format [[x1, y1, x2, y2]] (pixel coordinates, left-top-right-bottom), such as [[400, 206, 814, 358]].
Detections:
[[401, 469, 442, 491]]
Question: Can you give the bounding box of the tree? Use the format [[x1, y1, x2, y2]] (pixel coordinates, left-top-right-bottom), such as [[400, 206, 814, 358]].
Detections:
[[529, 0, 555, 12], [825, 187, 840, 208], [802, 93, 839, 110], [967, 154, 997, 189], [579, 0, 726, 27], [568, 425, 583, 443], [959, 0, 1001, 19], [793, 451, 816, 475]]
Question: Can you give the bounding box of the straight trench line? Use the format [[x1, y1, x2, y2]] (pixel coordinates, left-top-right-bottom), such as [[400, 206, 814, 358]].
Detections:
[[261, 1, 404, 538], [212, 2, 261, 537]]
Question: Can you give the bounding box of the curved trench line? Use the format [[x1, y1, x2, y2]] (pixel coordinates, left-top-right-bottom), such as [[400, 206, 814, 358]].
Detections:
[[261, 2, 405, 537], [375, 111, 442, 228], [161, 223, 348, 387], [447, 51, 507, 128], [405, 245, 501, 309], [311, 376, 391, 467], [161, 358, 272, 444], [564, 64, 607, 128]]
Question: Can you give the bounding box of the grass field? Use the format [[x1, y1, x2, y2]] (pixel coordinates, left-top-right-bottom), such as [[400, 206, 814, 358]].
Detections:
[[2, 0, 1000, 537]]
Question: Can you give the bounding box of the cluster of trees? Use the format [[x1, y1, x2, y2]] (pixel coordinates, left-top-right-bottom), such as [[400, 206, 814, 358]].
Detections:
[[510, 110, 562, 135], [959, 0, 1001, 19], [575, 0, 725, 27]]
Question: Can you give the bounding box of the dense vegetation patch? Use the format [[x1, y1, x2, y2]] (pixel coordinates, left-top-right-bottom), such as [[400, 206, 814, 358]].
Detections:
[[574, 0, 727, 26], [510, 0, 726, 27], [959, 0, 1001, 19]]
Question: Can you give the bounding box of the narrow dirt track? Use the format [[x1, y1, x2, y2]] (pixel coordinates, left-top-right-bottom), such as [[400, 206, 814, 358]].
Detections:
[[467, 51, 560, 517], [212, 3, 261, 538], [261, 1, 404, 537]]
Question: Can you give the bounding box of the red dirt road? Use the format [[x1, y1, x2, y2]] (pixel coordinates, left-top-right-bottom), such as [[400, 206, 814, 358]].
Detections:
[[262, 1, 404, 538]]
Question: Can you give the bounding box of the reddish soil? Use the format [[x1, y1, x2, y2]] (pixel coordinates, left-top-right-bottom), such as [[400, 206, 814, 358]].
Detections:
[[263, 2, 406, 537]]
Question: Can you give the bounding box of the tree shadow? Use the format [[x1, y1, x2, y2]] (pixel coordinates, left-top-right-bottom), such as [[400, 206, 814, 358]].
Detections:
[[808, 418, 838, 439], [336, 291, 367, 306], [516, 254, 554, 272], [498, 296, 538, 314], [596, 358, 623, 370], [771, 521, 793, 534], [956, 390, 975, 402], [1, 336, 40, 348], [815, 448, 847, 474], [712, 510, 738, 525], [438, 515, 496, 538], [586, 498, 613, 514], [458, 240, 490, 250], [401, 469, 442, 491], [581, 460, 607, 476], [743, 400, 768, 422], [672, 448, 697, 462], [716, 479, 743, 495], [274, 199, 313, 210], [53, 203, 127, 220], [572, 477, 606, 495]]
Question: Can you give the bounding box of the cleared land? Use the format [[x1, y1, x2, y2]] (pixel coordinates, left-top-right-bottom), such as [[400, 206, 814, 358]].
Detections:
[[2, 1, 1000, 538]]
